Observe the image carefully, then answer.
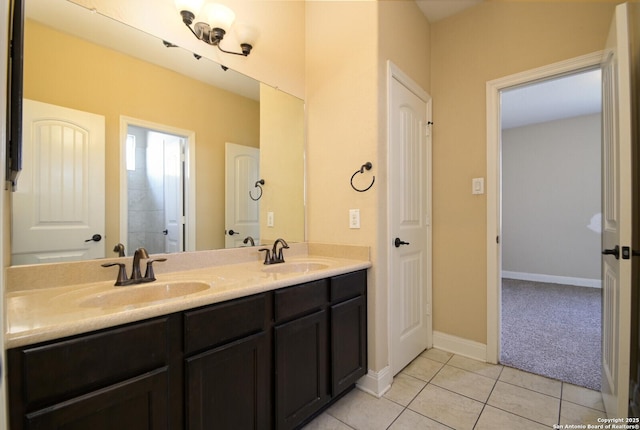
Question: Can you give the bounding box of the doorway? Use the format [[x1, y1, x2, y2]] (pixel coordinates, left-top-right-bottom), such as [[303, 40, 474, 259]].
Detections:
[[119, 117, 196, 256], [485, 51, 604, 367], [499, 69, 602, 389]]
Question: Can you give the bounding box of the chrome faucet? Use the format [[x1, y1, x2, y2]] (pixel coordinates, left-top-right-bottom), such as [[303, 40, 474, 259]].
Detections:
[[259, 238, 289, 265]]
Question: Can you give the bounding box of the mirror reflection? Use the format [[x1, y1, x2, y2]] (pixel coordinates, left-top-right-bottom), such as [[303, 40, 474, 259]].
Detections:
[[12, 0, 305, 265]]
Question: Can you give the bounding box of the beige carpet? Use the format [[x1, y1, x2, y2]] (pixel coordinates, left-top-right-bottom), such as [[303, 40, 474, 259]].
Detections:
[[500, 278, 601, 390]]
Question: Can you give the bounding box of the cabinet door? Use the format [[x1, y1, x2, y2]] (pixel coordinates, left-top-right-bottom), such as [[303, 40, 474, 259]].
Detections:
[[275, 309, 329, 430], [331, 296, 367, 395], [25, 367, 169, 430], [185, 332, 270, 430]]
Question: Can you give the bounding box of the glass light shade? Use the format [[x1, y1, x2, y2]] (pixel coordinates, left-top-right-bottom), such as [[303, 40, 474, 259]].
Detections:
[[175, 0, 204, 15], [234, 24, 258, 46], [203, 3, 235, 31]]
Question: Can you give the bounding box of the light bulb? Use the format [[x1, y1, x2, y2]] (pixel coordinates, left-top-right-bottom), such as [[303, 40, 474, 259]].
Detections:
[[175, 0, 204, 16], [203, 3, 235, 31]]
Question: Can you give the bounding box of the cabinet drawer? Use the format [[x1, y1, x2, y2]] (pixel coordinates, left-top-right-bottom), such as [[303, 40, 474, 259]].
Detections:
[[274, 279, 328, 323], [184, 293, 267, 355], [15, 317, 169, 408], [26, 367, 169, 430], [330, 270, 366, 303]]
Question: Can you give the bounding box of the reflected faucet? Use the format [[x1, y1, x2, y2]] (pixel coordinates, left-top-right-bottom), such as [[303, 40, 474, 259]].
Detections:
[[113, 243, 125, 257], [243, 236, 255, 246]]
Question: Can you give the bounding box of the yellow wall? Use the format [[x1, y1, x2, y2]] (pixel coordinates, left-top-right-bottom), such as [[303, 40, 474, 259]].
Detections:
[[259, 83, 305, 244], [23, 20, 259, 252], [430, 1, 617, 343], [305, 0, 430, 373]]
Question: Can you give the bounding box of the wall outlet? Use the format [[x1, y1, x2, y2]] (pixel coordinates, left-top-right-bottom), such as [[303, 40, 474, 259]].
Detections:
[[349, 209, 360, 229], [267, 211, 274, 227]]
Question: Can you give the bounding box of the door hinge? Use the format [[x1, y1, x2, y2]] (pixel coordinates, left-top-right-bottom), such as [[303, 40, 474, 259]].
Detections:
[[425, 121, 433, 137], [496, 235, 500, 244]]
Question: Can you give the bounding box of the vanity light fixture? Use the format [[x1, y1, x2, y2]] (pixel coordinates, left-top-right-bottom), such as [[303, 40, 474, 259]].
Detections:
[[175, 0, 253, 56]]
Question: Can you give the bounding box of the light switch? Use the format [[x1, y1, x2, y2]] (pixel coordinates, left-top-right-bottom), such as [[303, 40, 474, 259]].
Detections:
[[349, 209, 360, 229], [267, 211, 274, 227], [472, 178, 484, 195]]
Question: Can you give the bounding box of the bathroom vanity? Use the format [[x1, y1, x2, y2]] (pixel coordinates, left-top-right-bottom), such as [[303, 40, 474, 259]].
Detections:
[[5, 244, 370, 429]]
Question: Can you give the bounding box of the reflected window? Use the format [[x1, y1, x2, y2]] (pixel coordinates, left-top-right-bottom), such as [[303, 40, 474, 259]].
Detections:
[[126, 134, 136, 171]]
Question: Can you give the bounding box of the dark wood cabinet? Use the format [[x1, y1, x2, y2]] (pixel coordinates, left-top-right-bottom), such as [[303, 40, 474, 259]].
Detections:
[[25, 368, 169, 430], [8, 317, 179, 430], [275, 310, 329, 430], [186, 332, 270, 430], [274, 271, 367, 429], [8, 270, 367, 430], [330, 295, 367, 395], [184, 293, 271, 430], [330, 271, 368, 396]]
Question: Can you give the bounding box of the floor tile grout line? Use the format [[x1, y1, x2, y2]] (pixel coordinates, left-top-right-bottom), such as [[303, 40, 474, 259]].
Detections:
[[471, 363, 504, 429], [325, 349, 603, 429]]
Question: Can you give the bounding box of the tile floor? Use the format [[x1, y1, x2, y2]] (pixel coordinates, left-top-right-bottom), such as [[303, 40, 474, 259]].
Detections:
[[303, 348, 607, 429]]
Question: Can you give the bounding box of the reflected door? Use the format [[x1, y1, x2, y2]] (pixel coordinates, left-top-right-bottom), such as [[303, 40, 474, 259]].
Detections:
[[225, 142, 260, 248], [12, 99, 105, 265]]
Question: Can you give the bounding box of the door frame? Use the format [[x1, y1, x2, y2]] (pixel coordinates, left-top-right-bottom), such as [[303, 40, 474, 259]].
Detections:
[[486, 51, 603, 364], [119, 116, 196, 253], [386, 61, 433, 374]]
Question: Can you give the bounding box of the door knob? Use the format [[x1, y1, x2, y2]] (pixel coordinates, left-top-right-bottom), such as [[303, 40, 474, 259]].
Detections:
[[228, 229, 240, 236], [394, 238, 410, 248], [84, 234, 102, 243], [602, 245, 620, 260], [162, 229, 168, 235]]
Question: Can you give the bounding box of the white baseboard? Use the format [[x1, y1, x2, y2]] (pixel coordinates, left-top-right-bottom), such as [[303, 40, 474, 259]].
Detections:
[[433, 331, 487, 362], [502, 271, 601, 288], [356, 366, 392, 398]]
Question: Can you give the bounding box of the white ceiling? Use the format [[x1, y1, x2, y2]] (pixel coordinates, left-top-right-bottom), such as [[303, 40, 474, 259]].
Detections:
[[501, 70, 602, 130], [416, 0, 482, 23]]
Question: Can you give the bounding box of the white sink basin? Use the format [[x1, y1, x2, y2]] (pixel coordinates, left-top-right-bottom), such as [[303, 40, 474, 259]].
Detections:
[[261, 262, 329, 274], [79, 281, 210, 308]]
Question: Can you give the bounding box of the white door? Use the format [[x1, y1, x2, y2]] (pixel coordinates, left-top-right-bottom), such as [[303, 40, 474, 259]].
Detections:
[[225, 142, 260, 248], [601, 3, 634, 418], [12, 99, 105, 265], [388, 63, 433, 375], [162, 134, 183, 253]]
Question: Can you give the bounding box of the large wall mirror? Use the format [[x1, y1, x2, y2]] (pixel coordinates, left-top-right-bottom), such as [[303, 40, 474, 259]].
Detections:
[[11, 0, 305, 265]]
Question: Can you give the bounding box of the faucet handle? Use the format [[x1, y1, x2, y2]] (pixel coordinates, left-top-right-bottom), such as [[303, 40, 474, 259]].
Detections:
[[143, 258, 167, 282], [101, 262, 130, 286], [258, 248, 272, 265]]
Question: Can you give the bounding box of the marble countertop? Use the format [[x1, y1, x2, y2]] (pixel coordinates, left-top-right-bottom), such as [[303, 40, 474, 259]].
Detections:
[[6, 252, 371, 349]]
